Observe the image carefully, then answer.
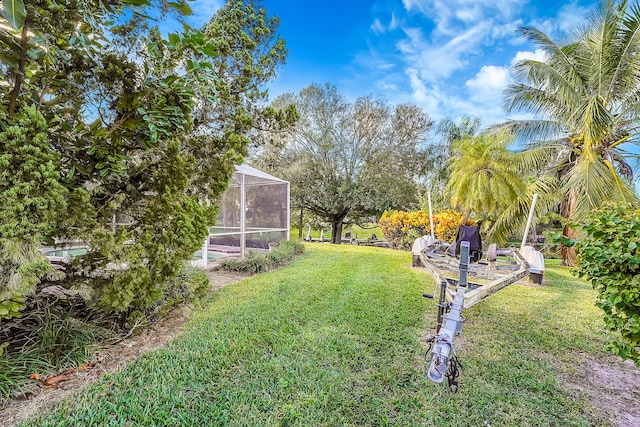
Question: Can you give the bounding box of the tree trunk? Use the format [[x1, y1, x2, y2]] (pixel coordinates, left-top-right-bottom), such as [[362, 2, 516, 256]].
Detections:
[[560, 187, 578, 267], [330, 216, 345, 244], [8, 18, 30, 115], [560, 223, 578, 266], [297, 207, 304, 241], [461, 208, 472, 225]]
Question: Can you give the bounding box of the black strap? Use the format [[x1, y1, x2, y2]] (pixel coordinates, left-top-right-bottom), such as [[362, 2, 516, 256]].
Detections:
[[446, 355, 463, 393], [424, 336, 435, 357]]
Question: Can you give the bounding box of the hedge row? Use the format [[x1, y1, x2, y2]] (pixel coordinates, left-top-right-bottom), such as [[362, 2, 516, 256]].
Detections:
[[379, 209, 475, 249], [219, 240, 305, 273]]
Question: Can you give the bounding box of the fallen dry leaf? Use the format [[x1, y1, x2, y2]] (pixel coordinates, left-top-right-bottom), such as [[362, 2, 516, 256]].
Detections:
[[42, 374, 71, 387], [30, 362, 98, 385], [78, 362, 97, 371]]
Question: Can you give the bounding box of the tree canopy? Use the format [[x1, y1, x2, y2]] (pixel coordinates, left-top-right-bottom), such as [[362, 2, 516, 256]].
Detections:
[[446, 132, 527, 225], [493, 0, 640, 262], [0, 0, 286, 320], [255, 83, 433, 243]]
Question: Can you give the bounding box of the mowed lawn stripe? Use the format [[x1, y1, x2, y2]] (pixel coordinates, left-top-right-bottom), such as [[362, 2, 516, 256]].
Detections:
[[26, 246, 608, 426]]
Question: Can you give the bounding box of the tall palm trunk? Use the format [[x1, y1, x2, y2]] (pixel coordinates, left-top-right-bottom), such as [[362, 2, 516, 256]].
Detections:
[[560, 187, 578, 266]]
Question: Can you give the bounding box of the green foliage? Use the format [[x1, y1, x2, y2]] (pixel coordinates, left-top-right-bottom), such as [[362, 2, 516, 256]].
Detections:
[[257, 84, 433, 243], [446, 131, 527, 219], [123, 265, 210, 329], [33, 303, 106, 367], [0, 106, 68, 318], [573, 202, 640, 364], [219, 240, 304, 273], [0, 298, 113, 400], [424, 116, 482, 209], [0, 0, 288, 319], [70, 141, 213, 314], [1, 0, 26, 29], [0, 105, 67, 241], [163, 266, 210, 308], [199, 0, 290, 142], [495, 0, 640, 263]]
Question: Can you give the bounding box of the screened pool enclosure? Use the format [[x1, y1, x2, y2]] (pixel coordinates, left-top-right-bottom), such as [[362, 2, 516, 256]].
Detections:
[[193, 165, 290, 265]]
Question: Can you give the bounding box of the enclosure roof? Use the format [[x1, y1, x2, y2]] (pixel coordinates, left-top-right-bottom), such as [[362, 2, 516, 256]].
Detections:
[[234, 164, 287, 183]]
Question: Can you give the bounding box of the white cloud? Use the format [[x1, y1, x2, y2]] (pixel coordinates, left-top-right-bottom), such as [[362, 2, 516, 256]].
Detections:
[[464, 66, 510, 120], [377, 62, 396, 71], [512, 48, 549, 66], [188, 1, 225, 27], [397, 22, 490, 81], [406, 68, 431, 105], [377, 67, 508, 124], [390, 13, 400, 31], [371, 18, 386, 34], [377, 79, 400, 91], [490, 19, 523, 40], [466, 65, 510, 97], [529, 1, 589, 40], [556, 2, 590, 34], [371, 13, 401, 34], [402, 0, 526, 36], [367, 0, 590, 125]]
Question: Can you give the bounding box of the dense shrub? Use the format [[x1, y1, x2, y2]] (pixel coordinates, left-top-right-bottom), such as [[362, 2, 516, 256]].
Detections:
[[379, 209, 475, 249], [131, 265, 210, 326], [0, 264, 211, 400], [0, 0, 266, 321], [0, 107, 68, 319], [219, 240, 304, 273], [572, 202, 640, 364]]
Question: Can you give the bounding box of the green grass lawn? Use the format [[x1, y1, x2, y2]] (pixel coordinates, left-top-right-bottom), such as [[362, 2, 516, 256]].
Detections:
[[23, 246, 612, 426], [291, 224, 382, 241]]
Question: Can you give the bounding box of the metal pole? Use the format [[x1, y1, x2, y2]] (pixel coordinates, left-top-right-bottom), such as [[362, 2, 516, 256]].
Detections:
[[436, 279, 447, 334], [428, 191, 435, 239], [286, 181, 290, 241], [520, 193, 538, 251], [201, 237, 208, 268], [240, 172, 246, 259]]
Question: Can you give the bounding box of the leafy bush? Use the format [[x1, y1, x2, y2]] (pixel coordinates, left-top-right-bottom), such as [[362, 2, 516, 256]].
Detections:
[[129, 265, 210, 327], [572, 202, 640, 364], [0, 2, 244, 321], [0, 106, 68, 319], [219, 240, 304, 273], [0, 264, 210, 400], [379, 209, 475, 249]]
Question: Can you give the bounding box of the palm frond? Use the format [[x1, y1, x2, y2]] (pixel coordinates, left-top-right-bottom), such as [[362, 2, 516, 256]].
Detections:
[[563, 154, 639, 222], [512, 143, 561, 173], [606, 1, 640, 101], [516, 27, 579, 70], [580, 95, 615, 150], [488, 119, 565, 145], [488, 174, 560, 245]]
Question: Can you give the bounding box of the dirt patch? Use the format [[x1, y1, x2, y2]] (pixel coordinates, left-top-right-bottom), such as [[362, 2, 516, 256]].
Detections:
[[561, 352, 640, 427], [0, 270, 249, 427]]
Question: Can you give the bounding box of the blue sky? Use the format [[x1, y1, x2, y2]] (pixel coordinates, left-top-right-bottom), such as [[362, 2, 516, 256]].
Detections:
[[187, 0, 596, 127]]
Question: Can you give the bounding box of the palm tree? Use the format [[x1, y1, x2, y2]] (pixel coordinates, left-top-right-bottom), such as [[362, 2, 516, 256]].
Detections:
[[496, 0, 640, 264], [445, 131, 533, 237]]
